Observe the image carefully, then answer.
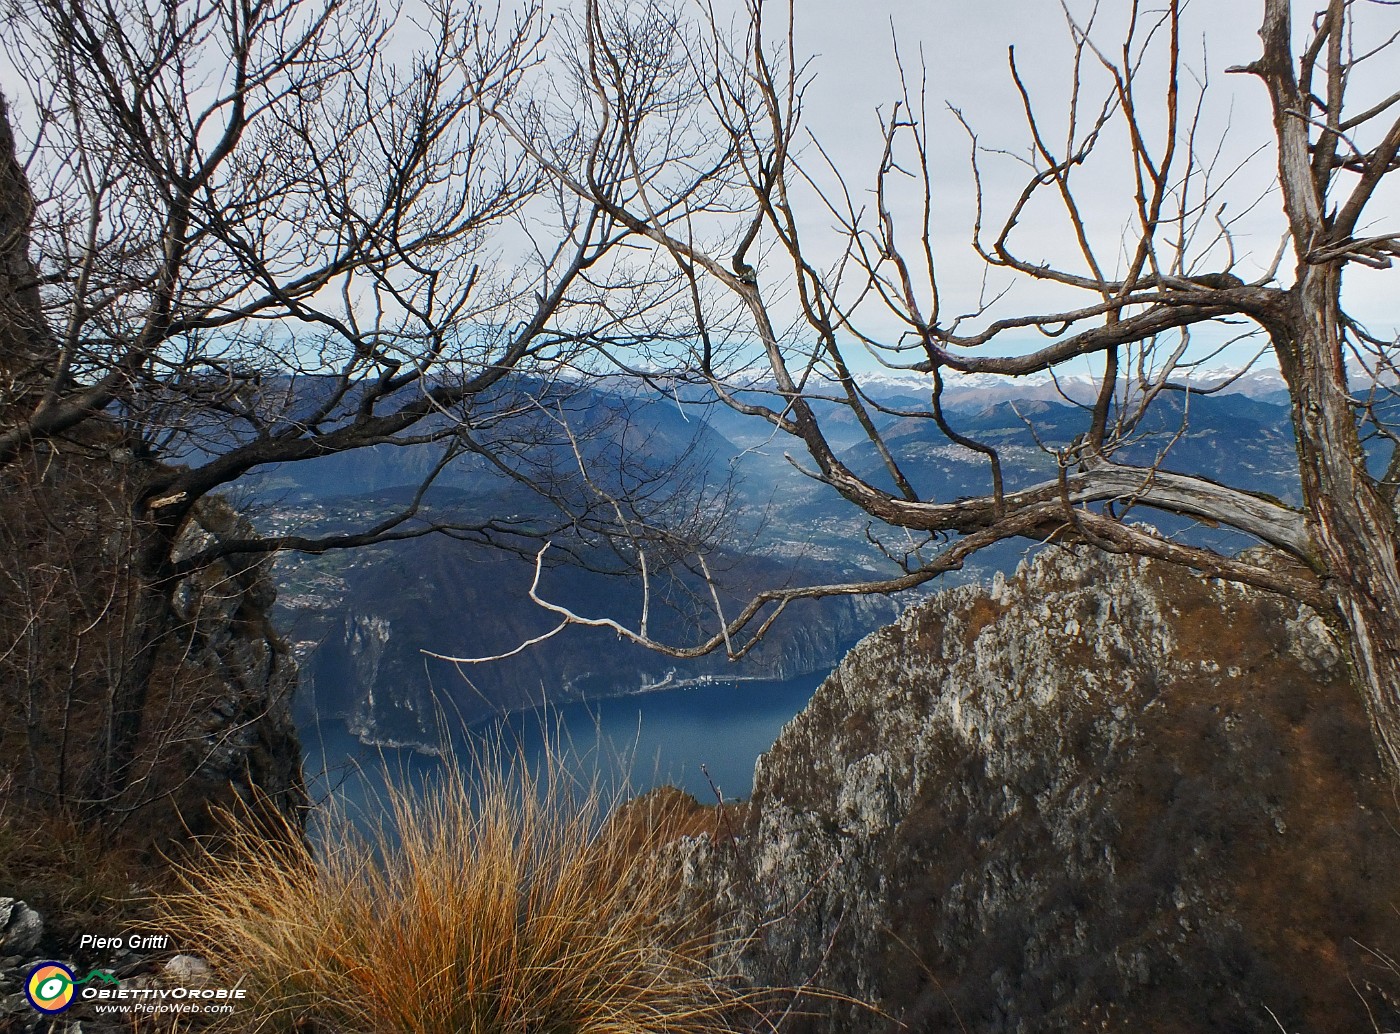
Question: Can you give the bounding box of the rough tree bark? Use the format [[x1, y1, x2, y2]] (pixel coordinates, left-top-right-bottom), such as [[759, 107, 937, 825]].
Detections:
[[1250, 0, 1400, 780], [492, 0, 1400, 784]]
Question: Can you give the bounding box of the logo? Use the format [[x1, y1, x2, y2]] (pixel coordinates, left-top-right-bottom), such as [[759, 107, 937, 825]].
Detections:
[[21, 957, 245, 1018], [23, 963, 122, 1014], [21, 956, 244, 1016], [24, 963, 76, 1014]]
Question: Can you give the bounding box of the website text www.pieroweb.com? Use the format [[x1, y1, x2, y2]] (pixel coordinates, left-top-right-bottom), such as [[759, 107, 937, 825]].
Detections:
[[23, 931, 246, 1019]]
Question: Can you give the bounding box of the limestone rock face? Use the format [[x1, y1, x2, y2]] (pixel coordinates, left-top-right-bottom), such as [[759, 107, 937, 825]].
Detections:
[[168, 498, 306, 833], [682, 549, 1400, 1033]]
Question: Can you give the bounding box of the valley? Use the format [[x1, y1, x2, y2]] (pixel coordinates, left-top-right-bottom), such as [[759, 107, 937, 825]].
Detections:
[[253, 371, 1308, 757]]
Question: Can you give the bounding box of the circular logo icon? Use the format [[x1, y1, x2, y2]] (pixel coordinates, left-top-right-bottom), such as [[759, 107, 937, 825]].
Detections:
[[25, 962, 76, 1014]]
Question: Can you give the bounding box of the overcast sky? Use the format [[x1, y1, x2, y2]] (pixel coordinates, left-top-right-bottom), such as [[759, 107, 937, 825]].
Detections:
[[2, 0, 1394, 376], [734, 0, 1397, 374]]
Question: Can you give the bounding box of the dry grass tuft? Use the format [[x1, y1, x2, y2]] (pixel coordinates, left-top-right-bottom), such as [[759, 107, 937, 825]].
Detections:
[[163, 744, 768, 1034]]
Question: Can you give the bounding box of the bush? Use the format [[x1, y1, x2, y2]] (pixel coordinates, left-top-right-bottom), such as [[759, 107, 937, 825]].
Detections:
[[163, 745, 764, 1033], [0, 776, 153, 938]]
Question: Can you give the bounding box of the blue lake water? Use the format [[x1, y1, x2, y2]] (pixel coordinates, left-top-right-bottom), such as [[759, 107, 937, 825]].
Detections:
[[300, 671, 828, 823]]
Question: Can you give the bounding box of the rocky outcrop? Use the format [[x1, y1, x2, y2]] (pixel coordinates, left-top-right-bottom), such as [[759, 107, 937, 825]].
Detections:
[[168, 498, 306, 834], [0, 457, 306, 844], [0, 97, 303, 842], [680, 548, 1400, 1032], [0, 900, 43, 958], [0, 92, 45, 399]]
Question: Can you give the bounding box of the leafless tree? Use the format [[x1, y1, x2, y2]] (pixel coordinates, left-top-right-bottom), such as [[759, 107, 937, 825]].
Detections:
[[0, 0, 714, 816], [492, 0, 1400, 782]]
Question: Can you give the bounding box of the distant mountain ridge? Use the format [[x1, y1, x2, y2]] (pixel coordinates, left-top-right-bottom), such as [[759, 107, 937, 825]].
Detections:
[[257, 374, 1307, 750], [846, 365, 1293, 408]]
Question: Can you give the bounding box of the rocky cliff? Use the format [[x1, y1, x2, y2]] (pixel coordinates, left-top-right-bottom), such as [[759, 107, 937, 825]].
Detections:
[[679, 548, 1400, 1032], [0, 94, 303, 844], [166, 498, 306, 834], [0, 453, 307, 845]]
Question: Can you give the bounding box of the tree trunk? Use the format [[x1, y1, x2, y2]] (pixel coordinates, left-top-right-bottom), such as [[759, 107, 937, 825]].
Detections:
[[82, 502, 181, 816], [1281, 264, 1400, 783]]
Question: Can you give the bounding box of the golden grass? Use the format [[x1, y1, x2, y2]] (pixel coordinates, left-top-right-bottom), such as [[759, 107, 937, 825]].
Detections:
[[163, 744, 767, 1034]]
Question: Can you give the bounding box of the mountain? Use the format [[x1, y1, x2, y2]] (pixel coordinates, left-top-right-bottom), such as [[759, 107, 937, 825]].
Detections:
[[840, 390, 1299, 500], [252, 382, 908, 749], [675, 548, 1400, 1032], [253, 373, 1312, 752], [279, 532, 896, 746], [233, 376, 742, 507]]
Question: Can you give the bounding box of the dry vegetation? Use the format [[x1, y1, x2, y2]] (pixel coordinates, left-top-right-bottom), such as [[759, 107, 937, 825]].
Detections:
[[162, 746, 772, 1034], [0, 775, 159, 944]]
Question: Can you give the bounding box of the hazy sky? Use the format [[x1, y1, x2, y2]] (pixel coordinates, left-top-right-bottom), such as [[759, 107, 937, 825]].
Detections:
[[2, 0, 1394, 375], [733, 0, 1396, 372]]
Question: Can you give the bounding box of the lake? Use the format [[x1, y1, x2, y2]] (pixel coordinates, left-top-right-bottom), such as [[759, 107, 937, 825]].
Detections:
[[300, 671, 829, 825]]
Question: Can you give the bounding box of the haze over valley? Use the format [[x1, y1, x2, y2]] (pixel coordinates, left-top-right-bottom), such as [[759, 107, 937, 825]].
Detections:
[[254, 369, 1309, 770]]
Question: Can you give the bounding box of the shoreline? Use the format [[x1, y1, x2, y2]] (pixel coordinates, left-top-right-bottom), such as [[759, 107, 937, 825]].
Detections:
[[339, 670, 823, 757]]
